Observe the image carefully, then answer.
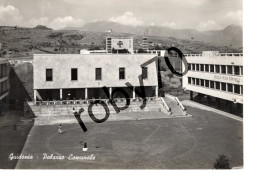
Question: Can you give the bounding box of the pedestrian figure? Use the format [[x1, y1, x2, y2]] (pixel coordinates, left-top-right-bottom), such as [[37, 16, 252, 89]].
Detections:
[[58, 124, 63, 134]]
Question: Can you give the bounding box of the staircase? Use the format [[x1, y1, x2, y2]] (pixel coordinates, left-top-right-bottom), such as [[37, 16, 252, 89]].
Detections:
[[163, 94, 188, 117], [24, 97, 171, 123]]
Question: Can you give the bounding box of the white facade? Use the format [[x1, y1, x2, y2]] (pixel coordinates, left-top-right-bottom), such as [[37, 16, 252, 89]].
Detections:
[[33, 53, 158, 101], [106, 37, 134, 54], [182, 52, 243, 104]]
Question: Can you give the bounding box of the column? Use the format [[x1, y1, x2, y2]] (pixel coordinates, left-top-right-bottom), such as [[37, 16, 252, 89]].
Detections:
[[34, 90, 37, 101], [133, 87, 136, 99], [109, 87, 112, 99], [60, 89, 62, 100], [190, 91, 193, 101], [155, 86, 158, 97], [85, 88, 88, 99]]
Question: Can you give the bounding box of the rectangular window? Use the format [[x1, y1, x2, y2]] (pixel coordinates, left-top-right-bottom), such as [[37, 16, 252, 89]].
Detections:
[[192, 78, 195, 85], [210, 65, 214, 73], [227, 83, 233, 92], [142, 67, 148, 79], [221, 83, 226, 91], [205, 80, 209, 87], [241, 66, 243, 75], [46, 69, 53, 81], [188, 77, 191, 84], [234, 66, 240, 75], [188, 64, 191, 70], [196, 64, 199, 71], [95, 68, 102, 80], [215, 65, 220, 73], [210, 81, 214, 89], [234, 84, 240, 94], [221, 65, 226, 74], [200, 79, 204, 86], [227, 65, 233, 74], [119, 67, 125, 80], [205, 65, 209, 72], [200, 64, 204, 71], [71, 68, 78, 81], [241, 85, 243, 94], [196, 78, 200, 85], [216, 82, 220, 90], [192, 64, 195, 71]]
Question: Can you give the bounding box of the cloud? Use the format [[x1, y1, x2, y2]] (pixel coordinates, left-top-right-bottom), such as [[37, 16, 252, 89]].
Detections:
[[0, 5, 23, 26], [109, 12, 143, 26], [49, 16, 85, 29], [27, 16, 86, 29], [161, 22, 177, 29], [224, 10, 242, 26]]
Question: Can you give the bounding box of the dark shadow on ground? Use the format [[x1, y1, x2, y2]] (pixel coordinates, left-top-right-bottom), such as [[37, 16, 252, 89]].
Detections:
[[0, 111, 34, 169]]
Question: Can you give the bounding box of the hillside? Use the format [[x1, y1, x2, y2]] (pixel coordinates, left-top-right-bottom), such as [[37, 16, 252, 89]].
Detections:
[[64, 21, 243, 47], [0, 25, 242, 59]]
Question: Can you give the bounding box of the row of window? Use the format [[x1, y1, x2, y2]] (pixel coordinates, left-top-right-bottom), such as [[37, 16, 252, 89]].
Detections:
[[188, 64, 243, 76], [46, 67, 148, 82], [188, 77, 243, 95]]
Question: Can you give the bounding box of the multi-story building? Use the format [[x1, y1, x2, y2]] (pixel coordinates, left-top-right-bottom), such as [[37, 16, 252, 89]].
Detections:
[[0, 58, 9, 115], [182, 51, 243, 114], [106, 37, 134, 54], [33, 53, 158, 101], [142, 36, 149, 50]]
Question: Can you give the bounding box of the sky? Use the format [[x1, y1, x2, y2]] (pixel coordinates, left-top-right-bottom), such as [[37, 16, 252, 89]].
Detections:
[[0, 0, 242, 31]]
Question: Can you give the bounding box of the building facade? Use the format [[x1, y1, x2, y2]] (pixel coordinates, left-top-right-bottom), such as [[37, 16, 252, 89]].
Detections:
[[0, 58, 9, 115], [33, 54, 158, 101], [182, 51, 243, 114], [106, 37, 134, 54]]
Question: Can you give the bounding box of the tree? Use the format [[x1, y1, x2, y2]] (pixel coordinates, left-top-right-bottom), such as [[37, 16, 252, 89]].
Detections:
[[214, 154, 230, 169]]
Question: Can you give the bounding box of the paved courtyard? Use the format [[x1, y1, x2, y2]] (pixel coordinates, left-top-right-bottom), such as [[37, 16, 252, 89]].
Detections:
[[14, 106, 243, 169]]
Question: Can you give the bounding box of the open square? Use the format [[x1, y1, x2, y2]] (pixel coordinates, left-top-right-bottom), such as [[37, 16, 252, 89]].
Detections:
[[15, 106, 243, 169]]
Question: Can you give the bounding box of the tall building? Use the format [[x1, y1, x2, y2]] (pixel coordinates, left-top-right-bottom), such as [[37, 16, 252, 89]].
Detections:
[[106, 37, 134, 54], [182, 51, 243, 115], [0, 58, 9, 115], [142, 36, 148, 50]]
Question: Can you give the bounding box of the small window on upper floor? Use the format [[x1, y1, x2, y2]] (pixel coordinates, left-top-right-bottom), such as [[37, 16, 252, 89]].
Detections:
[[215, 65, 220, 73], [234, 66, 240, 75], [119, 67, 125, 80], [188, 64, 191, 70], [227, 65, 233, 74], [142, 67, 148, 79], [200, 64, 204, 71], [210, 65, 214, 73], [221, 65, 226, 74], [95, 68, 102, 80], [46, 69, 53, 81], [205, 65, 209, 72], [196, 64, 199, 71], [71, 68, 78, 81]]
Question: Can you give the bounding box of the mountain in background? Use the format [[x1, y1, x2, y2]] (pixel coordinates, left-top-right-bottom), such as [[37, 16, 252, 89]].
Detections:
[[64, 21, 242, 47]]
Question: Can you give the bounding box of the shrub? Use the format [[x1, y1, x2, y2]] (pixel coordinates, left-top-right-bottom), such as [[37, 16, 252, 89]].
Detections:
[[214, 154, 230, 169]]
